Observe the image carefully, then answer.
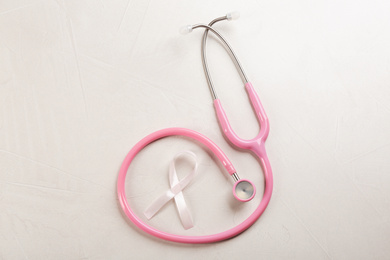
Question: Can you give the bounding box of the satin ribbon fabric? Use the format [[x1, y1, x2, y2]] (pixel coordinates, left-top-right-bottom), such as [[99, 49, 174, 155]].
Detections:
[[144, 151, 198, 229]]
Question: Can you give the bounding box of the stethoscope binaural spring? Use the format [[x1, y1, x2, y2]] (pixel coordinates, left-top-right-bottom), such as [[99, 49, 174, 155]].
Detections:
[[117, 12, 273, 243]]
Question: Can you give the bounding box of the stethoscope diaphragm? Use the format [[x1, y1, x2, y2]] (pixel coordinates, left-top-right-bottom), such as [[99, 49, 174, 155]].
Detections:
[[233, 179, 256, 202]]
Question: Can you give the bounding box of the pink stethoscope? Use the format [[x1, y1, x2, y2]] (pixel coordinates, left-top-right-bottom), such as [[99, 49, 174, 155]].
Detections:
[[117, 12, 273, 243]]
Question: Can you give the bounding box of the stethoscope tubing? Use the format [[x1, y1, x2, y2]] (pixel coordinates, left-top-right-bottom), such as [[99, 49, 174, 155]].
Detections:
[[117, 127, 273, 243]]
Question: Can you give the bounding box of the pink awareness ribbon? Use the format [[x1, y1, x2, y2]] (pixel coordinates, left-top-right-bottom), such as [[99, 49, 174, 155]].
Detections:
[[144, 151, 198, 229]]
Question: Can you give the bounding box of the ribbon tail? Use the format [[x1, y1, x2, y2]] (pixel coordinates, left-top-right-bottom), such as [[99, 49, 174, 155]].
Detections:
[[144, 190, 174, 219], [170, 154, 195, 229], [173, 192, 194, 229]]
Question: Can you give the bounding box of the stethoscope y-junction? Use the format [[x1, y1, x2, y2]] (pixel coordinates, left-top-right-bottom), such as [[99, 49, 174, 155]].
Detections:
[[117, 12, 273, 244]]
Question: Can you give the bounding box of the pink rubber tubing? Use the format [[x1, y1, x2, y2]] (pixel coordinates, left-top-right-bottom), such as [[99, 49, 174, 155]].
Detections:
[[117, 82, 273, 243]]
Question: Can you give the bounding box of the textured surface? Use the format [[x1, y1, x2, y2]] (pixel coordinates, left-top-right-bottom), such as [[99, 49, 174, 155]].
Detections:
[[1, 0, 390, 259]]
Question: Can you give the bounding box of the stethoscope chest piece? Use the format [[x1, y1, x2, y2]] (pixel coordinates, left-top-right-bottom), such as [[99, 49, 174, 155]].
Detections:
[[233, 179, 256, 202]]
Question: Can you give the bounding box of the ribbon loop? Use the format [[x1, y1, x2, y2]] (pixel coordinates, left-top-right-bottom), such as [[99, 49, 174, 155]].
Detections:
[[144, 151, 198, 229]]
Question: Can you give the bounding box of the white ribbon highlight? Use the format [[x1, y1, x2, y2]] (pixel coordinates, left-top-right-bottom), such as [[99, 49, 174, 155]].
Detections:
[[144, 151, 198, 229]]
